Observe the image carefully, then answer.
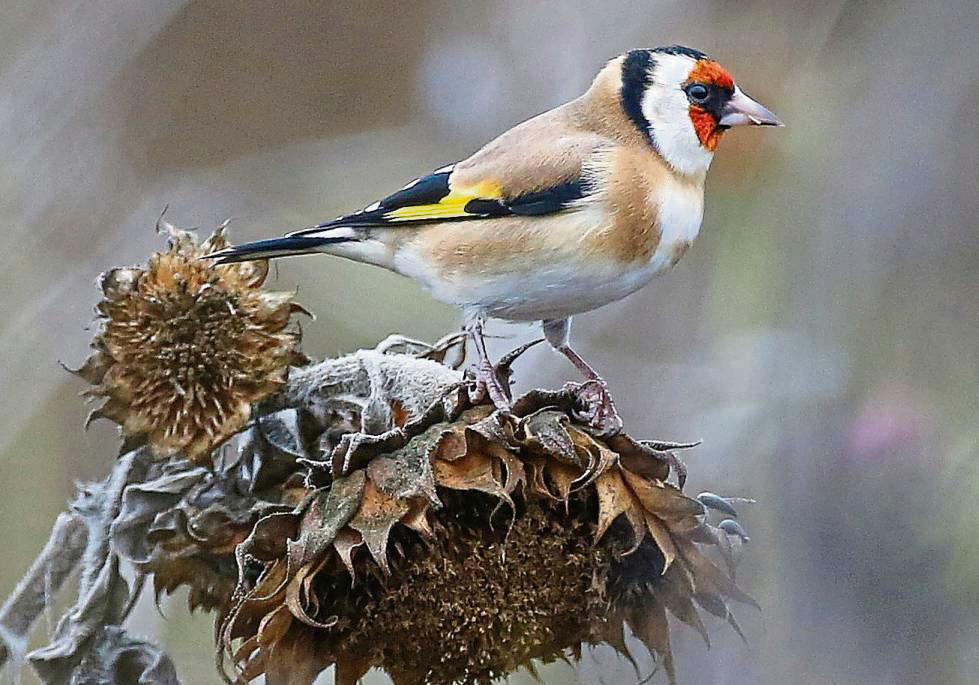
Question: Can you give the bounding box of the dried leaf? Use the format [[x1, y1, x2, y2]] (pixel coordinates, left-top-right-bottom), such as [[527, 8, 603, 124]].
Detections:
[[594, 469, 645, 549], [256, 605, 294, 652], [242, 511, 300, 563], [606, 433, 672, 483], [399, 499, 434, 539], [285, 562, 338, 629], [433, 450, 508, 503], [525, 457, 554, 499], [520, 410, 577, 461], [258, 409, 309, 460], [347, 480, 410, 574], [491, 446, 527, 496], [367, 425, 441, 505], [69, 626, 180, 685], [546, 461, 579, 502], [63, 352, 111, 385], [626, 601, 675, 684], [644, 513, 677, 573], [593, 619, 641, 678], [331, 428, 406, 477], [620, 469, 704, 520], [657, 566, 710, 646], [579, 441, 619, 490], [676, 538, 759, 609], [285, 472, 366, 571], [332, 529, 365, 580], [433, 426, 468, 461], [264, 625, 326, 685], [111, 464, 210, 564]]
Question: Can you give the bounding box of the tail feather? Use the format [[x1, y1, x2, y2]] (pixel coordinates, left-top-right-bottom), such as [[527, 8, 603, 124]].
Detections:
[[207, 235, 355, 264]]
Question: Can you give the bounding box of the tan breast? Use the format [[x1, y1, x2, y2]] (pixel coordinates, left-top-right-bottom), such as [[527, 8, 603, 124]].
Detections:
[[583, 146, 686, 265]]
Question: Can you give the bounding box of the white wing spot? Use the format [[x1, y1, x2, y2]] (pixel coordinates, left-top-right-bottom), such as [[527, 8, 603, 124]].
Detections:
[[364, 201, 382, 212], [435, 164, 455, 174], [400, 178, 420, 190]]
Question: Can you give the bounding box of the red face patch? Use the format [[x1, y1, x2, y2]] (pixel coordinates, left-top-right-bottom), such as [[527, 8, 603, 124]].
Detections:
[[685, 59, 735, 150], [689, 107, 724, 151]]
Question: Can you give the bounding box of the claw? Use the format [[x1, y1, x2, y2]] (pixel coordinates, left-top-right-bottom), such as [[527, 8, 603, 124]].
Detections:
[[467, 358, 512, 413], [567, 379, 623, 437]]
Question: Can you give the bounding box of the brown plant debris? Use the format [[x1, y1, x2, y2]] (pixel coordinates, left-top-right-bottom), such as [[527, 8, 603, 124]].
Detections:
[[205, 378, 756, 685], [76, 219, 305, 463], [5, 329, 759, 685]]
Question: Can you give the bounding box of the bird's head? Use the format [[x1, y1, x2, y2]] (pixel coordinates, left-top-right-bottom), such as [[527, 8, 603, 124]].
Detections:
[[617, 46, 782, 177]]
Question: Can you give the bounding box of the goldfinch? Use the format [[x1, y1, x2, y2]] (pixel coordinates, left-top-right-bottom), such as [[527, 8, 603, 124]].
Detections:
[[210, 46, 781, 434]]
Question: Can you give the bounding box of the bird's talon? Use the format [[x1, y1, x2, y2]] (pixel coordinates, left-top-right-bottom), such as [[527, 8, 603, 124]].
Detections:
[[466, 359, 513, 414], [566, 380, 623, 437]]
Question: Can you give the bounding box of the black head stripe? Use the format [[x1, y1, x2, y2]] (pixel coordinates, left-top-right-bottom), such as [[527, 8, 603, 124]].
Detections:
[[653, 44, 709, 61], [621, 49, 655, 144]]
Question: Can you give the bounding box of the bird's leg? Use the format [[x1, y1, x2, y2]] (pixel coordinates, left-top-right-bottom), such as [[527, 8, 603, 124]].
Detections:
[[543, 318, 623, 436], [466, 317, 512, 413]]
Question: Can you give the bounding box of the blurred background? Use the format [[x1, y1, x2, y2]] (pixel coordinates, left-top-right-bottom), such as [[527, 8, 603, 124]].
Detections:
[[1, 1, 977, 683]]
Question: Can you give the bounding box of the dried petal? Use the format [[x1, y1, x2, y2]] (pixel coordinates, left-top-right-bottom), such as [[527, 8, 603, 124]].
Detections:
[[644, 512, 677, 573], [626, 601, 676, 684], [332, 529, 365, 580], [594, 469, 645, 549], [621, 469, 705, 520]]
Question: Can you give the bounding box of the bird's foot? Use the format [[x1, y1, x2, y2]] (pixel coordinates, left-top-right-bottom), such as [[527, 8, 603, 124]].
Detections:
[[566, 379, 623, 437], [467, 358, 512, 414]]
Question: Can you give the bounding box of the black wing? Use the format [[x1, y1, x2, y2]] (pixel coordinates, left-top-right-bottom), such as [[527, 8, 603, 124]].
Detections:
[[292, 164, 589, 236]]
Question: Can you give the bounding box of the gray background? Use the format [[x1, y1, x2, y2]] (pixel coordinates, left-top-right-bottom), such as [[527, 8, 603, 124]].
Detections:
[[2, 1, 977, 683]]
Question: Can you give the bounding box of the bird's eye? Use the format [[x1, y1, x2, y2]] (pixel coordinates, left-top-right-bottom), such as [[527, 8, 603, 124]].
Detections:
[[686, 84, 710, 103]]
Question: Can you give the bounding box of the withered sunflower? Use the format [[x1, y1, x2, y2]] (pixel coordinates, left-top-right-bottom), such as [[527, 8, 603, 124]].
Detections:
[[77, 220, 305, 464], [213, 389, 755, 685]]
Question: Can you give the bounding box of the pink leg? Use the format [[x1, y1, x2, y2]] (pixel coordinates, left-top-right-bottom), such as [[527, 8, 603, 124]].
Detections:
[[467, 317, 512, 412], [543, 318, 623, 435]]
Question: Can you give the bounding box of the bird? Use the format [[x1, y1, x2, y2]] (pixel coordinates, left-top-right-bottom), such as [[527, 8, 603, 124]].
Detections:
[[208, 45, 781, 435]]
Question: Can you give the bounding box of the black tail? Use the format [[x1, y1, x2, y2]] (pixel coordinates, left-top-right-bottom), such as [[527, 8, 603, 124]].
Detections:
[[207, 235, 354, 264]]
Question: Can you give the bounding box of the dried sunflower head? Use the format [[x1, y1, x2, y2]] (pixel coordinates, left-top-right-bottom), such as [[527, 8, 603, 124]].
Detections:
[[77, 220, 305, 464], [212, 383, 756, 685]]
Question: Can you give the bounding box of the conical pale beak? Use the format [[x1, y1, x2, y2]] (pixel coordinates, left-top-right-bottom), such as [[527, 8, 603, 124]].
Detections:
[[718, 88, 783, 127]]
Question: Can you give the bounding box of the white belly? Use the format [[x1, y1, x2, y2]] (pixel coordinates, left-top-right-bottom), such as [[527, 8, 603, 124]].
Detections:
[[475, 259, 666, 321]]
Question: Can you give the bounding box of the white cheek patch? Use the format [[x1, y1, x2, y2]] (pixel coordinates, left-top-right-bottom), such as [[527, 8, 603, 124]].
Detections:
[[641, 54, 714, 177]]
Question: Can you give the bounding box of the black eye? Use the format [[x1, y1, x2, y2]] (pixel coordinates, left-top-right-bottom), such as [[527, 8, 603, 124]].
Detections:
[[686, 84, 709, 103]]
